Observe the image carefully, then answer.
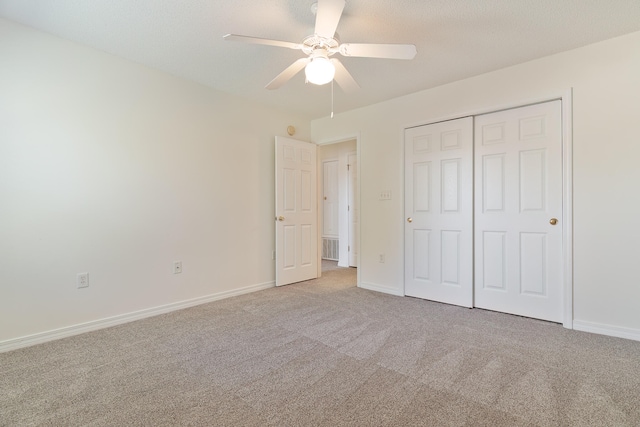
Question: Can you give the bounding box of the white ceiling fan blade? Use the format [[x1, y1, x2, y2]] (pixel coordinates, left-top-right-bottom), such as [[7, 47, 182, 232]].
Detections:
[[331, 58, 359, 93], [266, 58, 310, 90], [223, 34, 301, 50], [314, 0, 345, 39], [338, 43, 417, 60]]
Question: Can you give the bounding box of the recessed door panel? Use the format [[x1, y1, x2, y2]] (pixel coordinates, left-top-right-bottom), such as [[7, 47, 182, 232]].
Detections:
[[482, 231, 506, 291], [283, 225, 296, 269], [520, 149, 546, 212], [441, 130, 462, 150], [414, 162, 431, 212], [441, 230, 460, 285], [482, 123, 506, 145], [414, 135, 432, 153], [301, 170, 312, 212], [483, 154, 505, 212], [283, 168, 296, 212], [413, 229, 431, 281], [520, 232, 546, 296], [519, 115, 546, 140], [301, 224, 312, 266], [441, 159, 460, 213]]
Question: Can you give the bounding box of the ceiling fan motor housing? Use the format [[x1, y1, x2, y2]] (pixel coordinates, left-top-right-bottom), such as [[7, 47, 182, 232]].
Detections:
[[302, 35, 339, 56]]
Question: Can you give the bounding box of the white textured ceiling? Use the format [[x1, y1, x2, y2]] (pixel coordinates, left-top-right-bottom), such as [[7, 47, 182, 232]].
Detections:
[[2, 0, 640, 119]]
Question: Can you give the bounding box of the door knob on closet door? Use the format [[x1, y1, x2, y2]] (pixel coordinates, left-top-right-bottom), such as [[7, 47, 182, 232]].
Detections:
[[407, 217, 413, 223], [278, 216, 285, 221], [549, 218, 558, 225]]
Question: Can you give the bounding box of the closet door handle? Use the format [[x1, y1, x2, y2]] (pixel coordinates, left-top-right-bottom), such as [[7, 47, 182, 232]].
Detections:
[[407, 217, 413, 223]]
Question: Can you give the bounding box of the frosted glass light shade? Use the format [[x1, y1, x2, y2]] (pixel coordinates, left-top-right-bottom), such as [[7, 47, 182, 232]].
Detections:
[[305, 57, 335, 85]]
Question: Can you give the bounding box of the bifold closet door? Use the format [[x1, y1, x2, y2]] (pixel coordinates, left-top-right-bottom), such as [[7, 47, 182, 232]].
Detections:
[[474, 101, 563, 322], [404, 117, 473, 307]]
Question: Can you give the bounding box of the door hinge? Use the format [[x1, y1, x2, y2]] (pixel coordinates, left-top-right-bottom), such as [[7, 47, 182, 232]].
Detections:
[[348, 245, 350, 251], [347, 164, 350, 170]]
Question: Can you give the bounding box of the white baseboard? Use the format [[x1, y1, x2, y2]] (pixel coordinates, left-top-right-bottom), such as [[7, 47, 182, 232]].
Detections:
[[0, 281, 275, 353], [358, 281, 404, 297], [573, 320, 640, 342]]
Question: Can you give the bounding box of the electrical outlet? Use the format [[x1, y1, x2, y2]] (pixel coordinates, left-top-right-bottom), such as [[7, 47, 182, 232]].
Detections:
[[379, 254, 385, 263], [173, 261, 182, 274], [77, 272, 89, 288]]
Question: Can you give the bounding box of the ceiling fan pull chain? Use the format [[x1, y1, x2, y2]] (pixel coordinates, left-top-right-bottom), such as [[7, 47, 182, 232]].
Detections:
[[331, 79, 334, 119]]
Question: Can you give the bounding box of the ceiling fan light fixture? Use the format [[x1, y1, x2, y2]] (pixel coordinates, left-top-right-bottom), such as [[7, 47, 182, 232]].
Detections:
[[305, 54, 335, 85]]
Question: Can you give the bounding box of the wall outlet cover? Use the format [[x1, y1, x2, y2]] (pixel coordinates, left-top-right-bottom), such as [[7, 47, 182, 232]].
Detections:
[[173, 261, 182, 274], [77, 272, 89, 288]]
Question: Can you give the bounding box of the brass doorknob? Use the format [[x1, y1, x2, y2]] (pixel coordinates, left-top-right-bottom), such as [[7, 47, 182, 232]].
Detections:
[[407, 217, 413, 223], [549, 218, 558, 225], [278, 216, 285, 222]]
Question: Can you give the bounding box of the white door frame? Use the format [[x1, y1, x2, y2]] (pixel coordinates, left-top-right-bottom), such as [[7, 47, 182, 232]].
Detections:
[[315, 133, 361, 283], [402, 90, 573, 329], [347, 151, 358, 267]]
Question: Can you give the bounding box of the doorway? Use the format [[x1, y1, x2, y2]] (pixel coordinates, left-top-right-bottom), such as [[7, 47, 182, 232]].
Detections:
[[318, 138, 358, 274], [404, 99, 571, 324]]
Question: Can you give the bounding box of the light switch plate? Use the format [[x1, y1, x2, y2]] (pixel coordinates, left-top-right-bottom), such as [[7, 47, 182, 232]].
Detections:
[[379, 190, 392, 200]]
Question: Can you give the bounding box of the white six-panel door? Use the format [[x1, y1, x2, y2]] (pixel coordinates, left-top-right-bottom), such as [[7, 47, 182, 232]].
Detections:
[[275, 136, 318, 286], [404, 117, 474, 307], [474, 101, 563, 322]]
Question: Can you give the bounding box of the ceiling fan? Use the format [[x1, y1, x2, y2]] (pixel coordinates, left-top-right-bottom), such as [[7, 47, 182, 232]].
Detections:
[[223, 0, 417, 92]]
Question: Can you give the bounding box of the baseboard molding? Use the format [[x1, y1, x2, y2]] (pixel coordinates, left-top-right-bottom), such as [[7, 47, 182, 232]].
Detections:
[[573, 320, 640, 342], [0, 281, 275, 353], [358, 281, 404, 297]]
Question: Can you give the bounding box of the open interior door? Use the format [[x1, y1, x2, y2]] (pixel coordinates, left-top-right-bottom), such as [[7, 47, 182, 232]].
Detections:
[[275, 136, 318, 286]]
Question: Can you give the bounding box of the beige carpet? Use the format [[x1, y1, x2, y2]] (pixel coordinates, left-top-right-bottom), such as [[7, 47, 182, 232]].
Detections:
[[2, 265, 640, 426]]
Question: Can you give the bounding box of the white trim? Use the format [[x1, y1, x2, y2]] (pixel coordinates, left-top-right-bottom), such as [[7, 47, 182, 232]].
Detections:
[[359, 281, 404, 297], [346, 150, 358, 268], [315, 132, 361, 147], [0, 281, 275, 353], [402, 91, 573, 130], [401, 90, 574, 329], [561, 89, 574, 329], [573, 320, 640, 342]]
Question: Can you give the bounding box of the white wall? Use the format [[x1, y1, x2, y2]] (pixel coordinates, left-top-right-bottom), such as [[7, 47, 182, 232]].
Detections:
[[312, 31, 640, 339], [0, 19, 310, 346]]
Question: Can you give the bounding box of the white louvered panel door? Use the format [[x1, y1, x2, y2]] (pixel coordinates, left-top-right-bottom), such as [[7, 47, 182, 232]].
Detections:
[[474, 101, 563, 322], [404, 117, 473, 307], [275, 136, 318, 286]]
